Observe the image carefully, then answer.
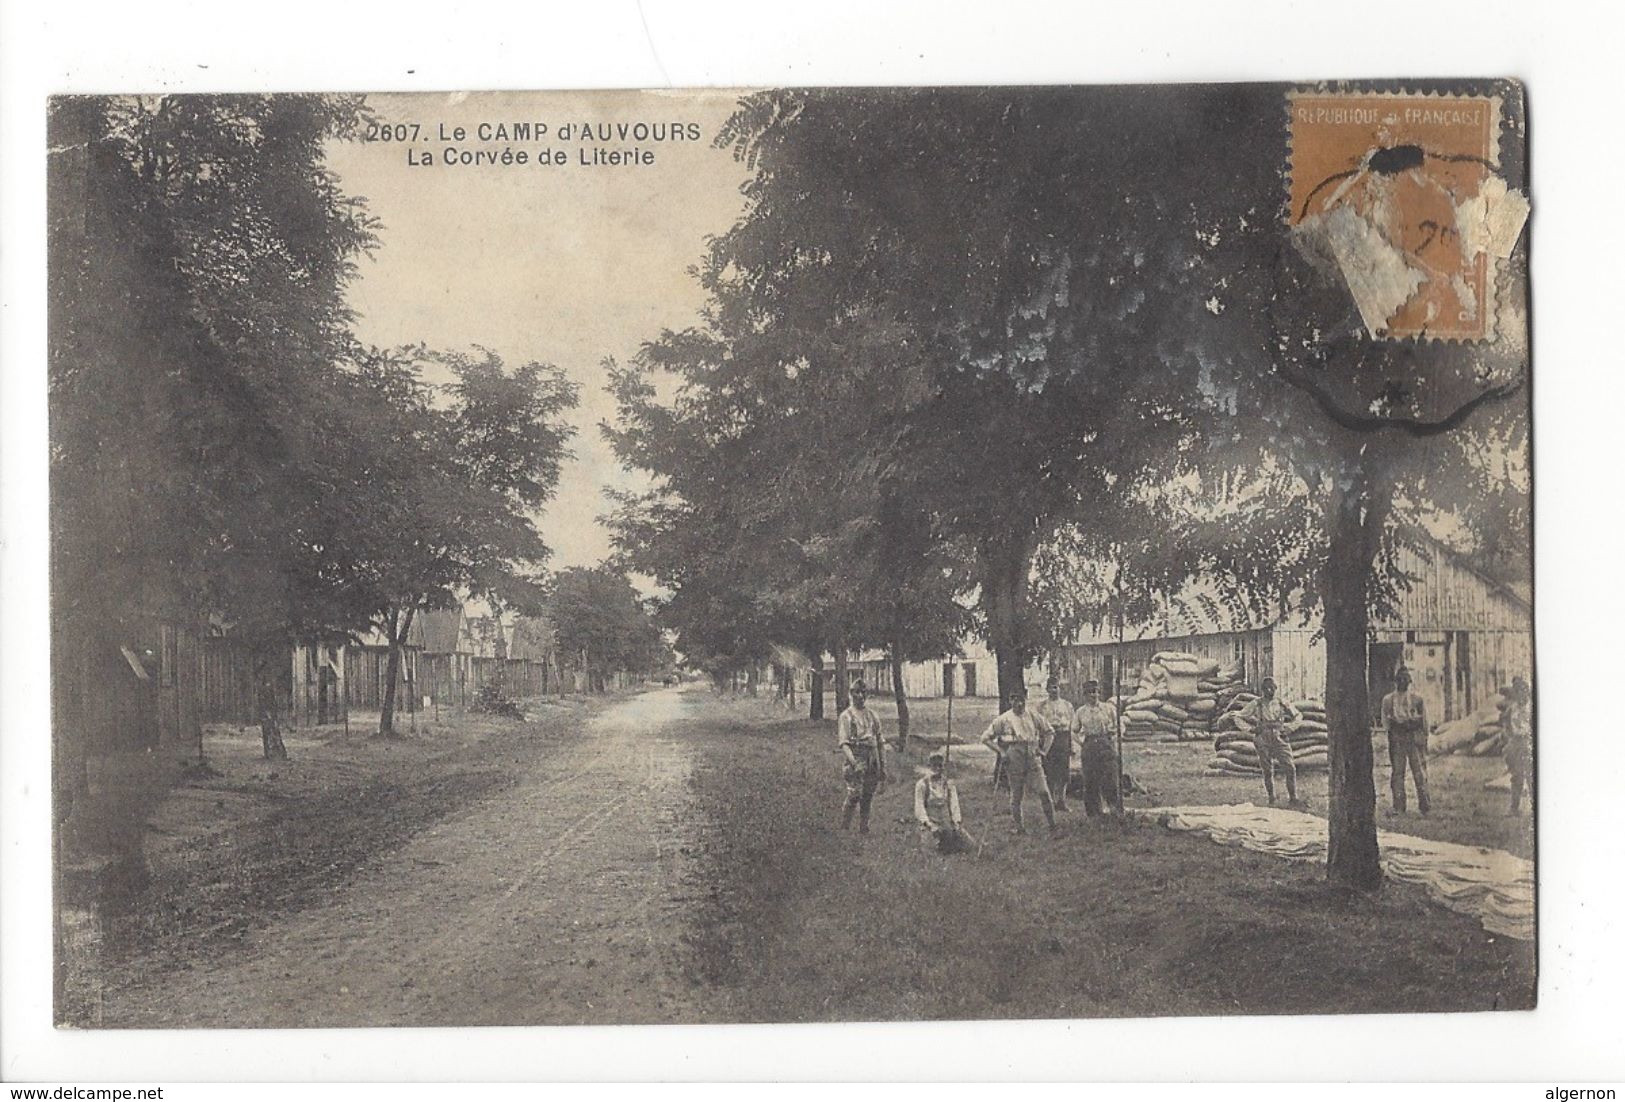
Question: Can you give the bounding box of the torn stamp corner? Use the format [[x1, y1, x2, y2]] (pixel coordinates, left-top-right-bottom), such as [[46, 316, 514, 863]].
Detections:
[[1286, 89, 1529, 343]]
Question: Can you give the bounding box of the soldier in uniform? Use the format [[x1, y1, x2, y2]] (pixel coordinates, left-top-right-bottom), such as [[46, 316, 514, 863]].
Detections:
[[1240, 676, 1303, 808], [1502, 676, 1533, 815], [915, 750, 974, 854], [1037, 678, 1075, 810], [980, 687, 1058, 836], [837, 679, 886, 833], [1381, 666, 1430, 817], [1070, 680, 1122, 817]]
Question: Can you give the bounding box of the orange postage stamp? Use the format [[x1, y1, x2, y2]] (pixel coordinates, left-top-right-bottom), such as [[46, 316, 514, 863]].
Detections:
[[1287, 90, 1528, 341]]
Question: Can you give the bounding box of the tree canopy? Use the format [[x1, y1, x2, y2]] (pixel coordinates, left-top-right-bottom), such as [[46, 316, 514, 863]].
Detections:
[[609, 84, 1529, 889], [550, 566, 671, 690], [50, 94, 582, 745]]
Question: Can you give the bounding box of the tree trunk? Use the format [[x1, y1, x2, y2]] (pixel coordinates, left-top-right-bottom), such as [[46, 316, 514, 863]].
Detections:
[[260, 708, 288, 761], [1323, 457, 1388, 890], [255, 653, 288, 761], [833, 643, 850, 714], [889, 646, 910, 748], [379, 606, 414, 738], [982, 531, 1040, 712], [809, 651, 825, 720]]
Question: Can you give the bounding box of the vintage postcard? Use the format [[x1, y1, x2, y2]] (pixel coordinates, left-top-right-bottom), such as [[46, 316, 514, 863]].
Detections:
[[49, 82, 1531, 1029]]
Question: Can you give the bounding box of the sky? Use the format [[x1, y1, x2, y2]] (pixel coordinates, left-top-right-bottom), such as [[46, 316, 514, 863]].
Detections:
[[325, 90, 752, 576]]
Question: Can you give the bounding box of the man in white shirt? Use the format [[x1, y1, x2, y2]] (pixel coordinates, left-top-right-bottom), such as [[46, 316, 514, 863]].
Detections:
[[915, 751, 974, 854], [981, 687, 1058, 836], [1240, 676, 1303, 808], [1070, 680, 1121, 816], [837, 679, 886, 834], [1381, 666, 1430, 817], [1037, 680, 1075, 810]]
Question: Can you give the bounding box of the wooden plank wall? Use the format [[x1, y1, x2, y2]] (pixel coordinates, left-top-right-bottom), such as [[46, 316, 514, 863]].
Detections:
[[898, 656, 999, 699], [343, 646, 418, 710], [1381, 543, 1529, 632], [289, 642, 349, 728], [200, 638, 256, 724], [1268, 629, 1322, 704], [421, 652, 472, 710], [1371, 626, 1532, 722]]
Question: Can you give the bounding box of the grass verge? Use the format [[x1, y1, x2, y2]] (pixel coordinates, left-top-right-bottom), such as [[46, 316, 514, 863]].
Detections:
[[683, 703, 1536, 1022]]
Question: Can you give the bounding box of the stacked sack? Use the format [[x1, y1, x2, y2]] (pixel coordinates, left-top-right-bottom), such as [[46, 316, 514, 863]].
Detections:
[[1200, 663, 1249, 716], [1206, 696, 1330, 777], [1116, 652, 1226, 742], [1290, 699, 1330, 769]]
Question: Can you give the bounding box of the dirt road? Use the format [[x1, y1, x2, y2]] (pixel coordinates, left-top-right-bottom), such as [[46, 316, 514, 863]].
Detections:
[[98, 687, 721, 1028], [83, 685, 1533, 1027]]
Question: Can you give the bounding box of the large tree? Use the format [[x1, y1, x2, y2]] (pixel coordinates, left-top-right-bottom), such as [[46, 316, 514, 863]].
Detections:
[[49, 94, 382, 770], [601, 349, 793, 694], [701, 88, 1259, 708], [343, 346, 578, 736], [604, 307, 966, 725]]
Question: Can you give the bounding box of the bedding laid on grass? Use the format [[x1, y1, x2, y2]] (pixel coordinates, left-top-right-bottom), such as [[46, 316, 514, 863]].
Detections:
[[1139, 803, 1534, 940]]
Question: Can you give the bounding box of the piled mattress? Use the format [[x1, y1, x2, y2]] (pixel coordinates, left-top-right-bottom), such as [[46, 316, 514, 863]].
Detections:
[[1440, 682, 1533, 758], [1459, 713, 1506, 757], [1115, 652, 1235, 742], [1433, 705, 1502, 756]]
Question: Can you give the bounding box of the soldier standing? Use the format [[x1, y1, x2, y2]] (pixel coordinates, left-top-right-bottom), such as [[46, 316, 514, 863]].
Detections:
[[1502, 676, 1533, 815], [1037, 679, 1075, 810], [1070, 680, 1122, 817], [980, 687, 1058, 836], [837, 679, 886, 834], [1381, 667, 1430, 817], [1240, 676, 1304, 808]]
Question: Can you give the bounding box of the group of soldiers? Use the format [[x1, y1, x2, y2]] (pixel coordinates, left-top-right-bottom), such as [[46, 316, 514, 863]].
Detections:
[[835, 676, 1125, 852], [835, 666, 1536, 850], [1380, 667, 1534, 818]]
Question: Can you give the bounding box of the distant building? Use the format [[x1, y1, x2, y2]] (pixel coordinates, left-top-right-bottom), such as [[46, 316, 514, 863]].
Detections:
[[899, 639, 1008, 700], [1056, 537, 1531, 722], [799, 638, 1034, 700], [419, 607, 471, 710], [461, 614, 508, 696], [341, 617, 427, 712], [506, 614, 558, 697]]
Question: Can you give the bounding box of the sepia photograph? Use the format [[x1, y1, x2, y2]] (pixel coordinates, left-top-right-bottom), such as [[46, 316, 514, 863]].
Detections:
[[42, 80, 1538, 1034]]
